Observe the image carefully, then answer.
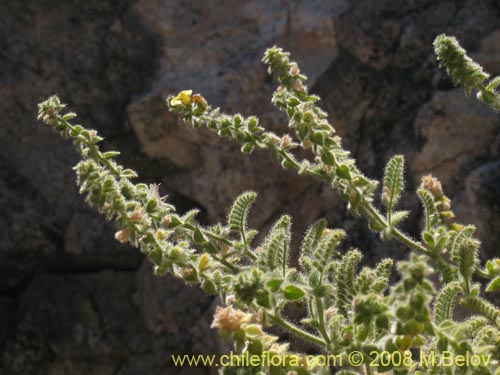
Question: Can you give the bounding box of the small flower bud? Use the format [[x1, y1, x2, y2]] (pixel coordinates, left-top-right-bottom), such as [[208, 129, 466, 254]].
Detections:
[[293, 80, 305, 93], [180, 268, 197, 281], [161, 215, 171, 227], [128, 206, 143, 221], [267, 133, 281, 145], [155, 229, 168, 240], [302, 139, 312, 149], [192, 94, 207, 107], [439, 196, 451, 211], [280, 134, 291, 148], [43, 114, 55, 125], [289, 64, 300, 76], [115, 228, 131, 243], [220, 243, 229, 256]]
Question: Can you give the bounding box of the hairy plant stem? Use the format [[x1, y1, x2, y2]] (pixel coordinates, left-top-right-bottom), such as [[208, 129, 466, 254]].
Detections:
[[278, 148, 433, 258], [268, 313, 326, 348], [314, 296, 331, 347]]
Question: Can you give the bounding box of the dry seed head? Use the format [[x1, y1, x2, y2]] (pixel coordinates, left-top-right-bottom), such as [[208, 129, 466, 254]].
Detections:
[[420, 174, 443, 198], [211, 306, 251, 331], [325, 306, 337, 318]]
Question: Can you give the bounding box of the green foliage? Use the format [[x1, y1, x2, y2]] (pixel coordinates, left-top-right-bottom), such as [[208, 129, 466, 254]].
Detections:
[[228, 191, 257, 246], [434, 34, 500, 111], [37, 34, 500, 375], [260, 215, 291, 276], [336, 250, 362, 317], [434, 282, 462, 324]]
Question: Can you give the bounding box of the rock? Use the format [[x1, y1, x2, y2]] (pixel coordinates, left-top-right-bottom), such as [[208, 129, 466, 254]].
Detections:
[[455, 162, 500, 258], [409, 89, 499, 191], [2, 0, 500, 373]]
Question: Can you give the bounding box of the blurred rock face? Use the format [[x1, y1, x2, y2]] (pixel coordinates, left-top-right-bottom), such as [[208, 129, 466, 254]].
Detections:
[[1, 0, 499, 374]]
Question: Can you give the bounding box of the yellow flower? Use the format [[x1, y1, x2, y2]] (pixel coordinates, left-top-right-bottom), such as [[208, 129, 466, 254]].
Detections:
[[170, 90, 193, 106]]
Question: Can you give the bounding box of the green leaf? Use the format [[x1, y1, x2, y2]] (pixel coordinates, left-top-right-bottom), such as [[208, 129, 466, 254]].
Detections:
[[299, 219, 328, 268], [486, 76, 500, 91], [321, 149, 335, 166], [266, 279, 284, 292], [381, 155, 405, 218], [391, 210, 409, 226], [450, 225, 476, 262], [228, 191, 257, 243], [434, 282, 462, 324], [261, 215, 291, 276], [335, 165, 351, 179], [62, 112, 77, 121], [417, 188, 439, 231], [150, 248, 163, 266], [102, 151, 121, 159], [182, 209, 200, 224], [486, 276, 500, 292], [168, 215, 183, 228], [193, 227, 207, 244], [201, 279, 217, 295], [283, 285, 306, 301], [458, 238, 479, 290], [121, 169, 138, 178], [241, 143, 255, 154], [336, 250, 362, 316], [311, 228, 345, 273]]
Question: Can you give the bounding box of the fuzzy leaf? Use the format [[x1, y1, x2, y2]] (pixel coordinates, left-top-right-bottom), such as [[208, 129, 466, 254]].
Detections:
[[434, 282, 462, 324], [261, 215, 291, 276], [486, 277, 500, 292], [450, 225, 476, 262], [458, 238, 479, 289], [311, 228, 345, 273], [182, 209, 200, 224], [336, 249, 362, 316], [417, 188, 439, 231], [391, 210, 410, 226], [228, 191, 257, 243], [283, 285, 306, 301], [462, 297, 500, 323], [382, 155, 405, 219], [299, 219, 328, 268]]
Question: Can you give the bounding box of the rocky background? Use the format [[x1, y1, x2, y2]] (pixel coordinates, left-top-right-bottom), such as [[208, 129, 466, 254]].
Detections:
[[1, 0, 499, 374]]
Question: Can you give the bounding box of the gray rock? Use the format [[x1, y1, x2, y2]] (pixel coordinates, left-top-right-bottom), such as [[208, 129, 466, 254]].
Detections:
[[1, 0, 500, 373]]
